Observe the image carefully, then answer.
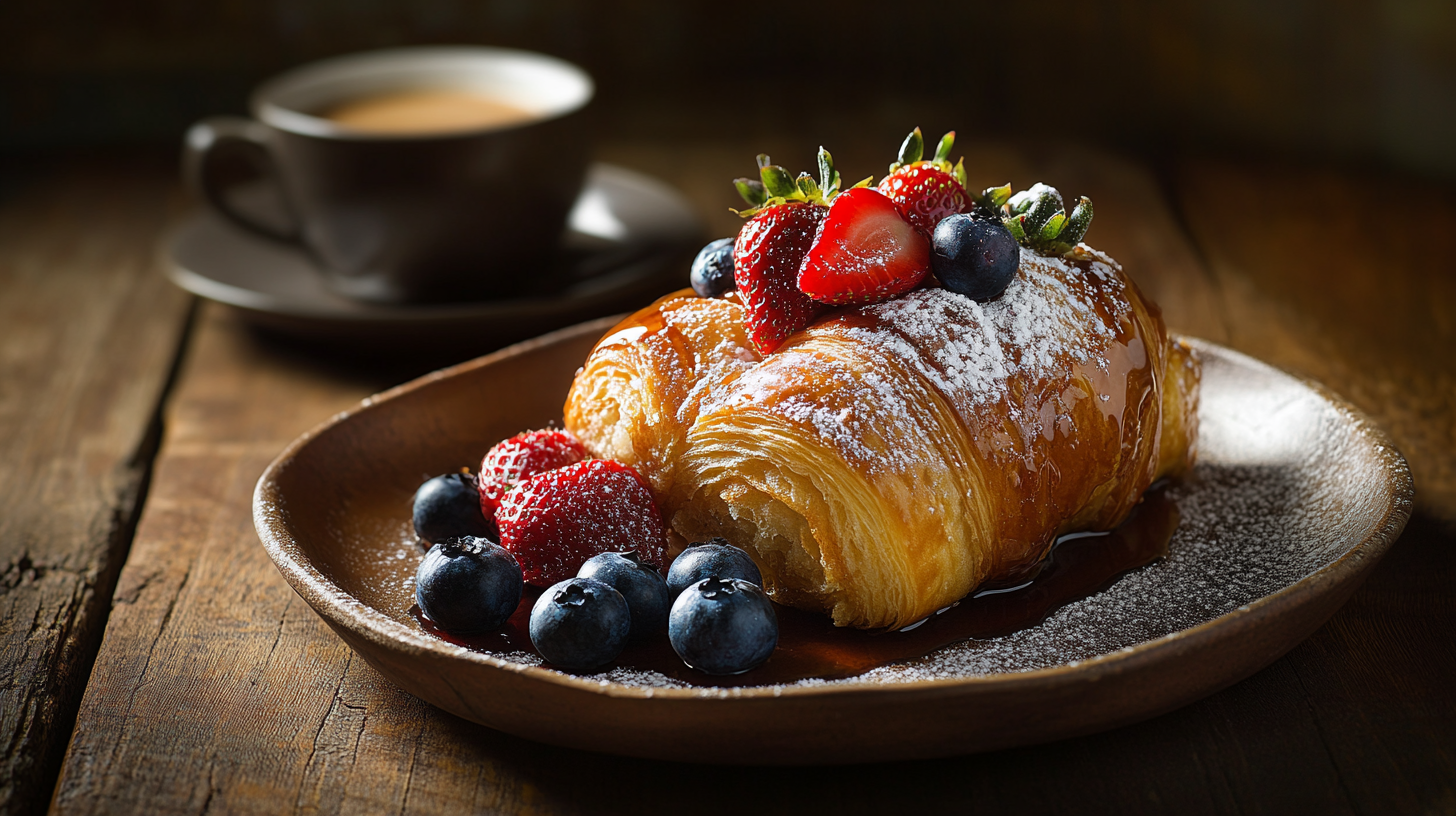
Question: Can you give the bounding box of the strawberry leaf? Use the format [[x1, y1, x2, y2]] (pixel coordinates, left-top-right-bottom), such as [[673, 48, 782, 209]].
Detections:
[[933, 131, 955, 165], [896, 127, 924, 169], [735, 178, 768, 207], [796, 173, 821, 200], [1004, 215, 1028, 243], [1005, 188, 1033, 215], [732, 148, 844, 217], [818, 147, 838, 196], [1038, 212, 1068, 242], [1063, 196, 1094, 245], [1017, 185, 1063, 234], [979, 183, 1012, 212], [1002, 184, 1095, 256], [760, 164, 798, 198]]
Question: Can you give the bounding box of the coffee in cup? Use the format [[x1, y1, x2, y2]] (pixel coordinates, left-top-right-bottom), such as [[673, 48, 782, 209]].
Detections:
[[184, 47, 595, 304], [320, 89, 538, 135]]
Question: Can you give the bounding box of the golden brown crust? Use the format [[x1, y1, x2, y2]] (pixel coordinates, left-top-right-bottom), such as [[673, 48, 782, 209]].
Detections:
[[564, 247, 1201, 629], [563, 292, 760, 497]]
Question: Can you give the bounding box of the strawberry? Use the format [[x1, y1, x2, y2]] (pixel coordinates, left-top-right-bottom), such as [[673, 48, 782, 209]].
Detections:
[[879, 164, 970, 237], [796, 187, 930, 305], [733, 202, 825, 354], [478, 429, 587, 515], [730, 149, 870, 354], [497, 459, 666, 586], [875, 128, 972, 237]]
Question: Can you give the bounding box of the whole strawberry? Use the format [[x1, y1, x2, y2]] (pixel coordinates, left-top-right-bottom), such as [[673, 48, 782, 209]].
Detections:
[[731, 150, 869, 354], [497, 459, 667, 586], [876, 128, 971, 238], [479, 429, 588, 514], [734, 202, 824, 354]]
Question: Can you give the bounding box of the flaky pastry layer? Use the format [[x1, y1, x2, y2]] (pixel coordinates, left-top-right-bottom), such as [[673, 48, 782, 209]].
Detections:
[[565, 247, 1200, 629]]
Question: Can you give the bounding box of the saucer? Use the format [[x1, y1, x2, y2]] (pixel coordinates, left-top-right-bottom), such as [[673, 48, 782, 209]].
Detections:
[[163, 163, 703, 350]]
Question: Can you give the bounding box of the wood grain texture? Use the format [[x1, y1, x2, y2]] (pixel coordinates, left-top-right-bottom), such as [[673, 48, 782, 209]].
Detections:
[[0, 155, 193, 816], [1175, 160, 1456, 520], [1169, 158, 1456, 812], [49, 303, 389, 816], [44, 144, 1456, 815]]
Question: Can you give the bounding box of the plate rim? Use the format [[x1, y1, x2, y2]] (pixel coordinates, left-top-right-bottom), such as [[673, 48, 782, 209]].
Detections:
[[253, 320, 1415, 703]]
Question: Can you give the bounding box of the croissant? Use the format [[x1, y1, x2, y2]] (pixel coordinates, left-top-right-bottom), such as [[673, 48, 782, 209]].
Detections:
[[565, 246, 1200, 630]]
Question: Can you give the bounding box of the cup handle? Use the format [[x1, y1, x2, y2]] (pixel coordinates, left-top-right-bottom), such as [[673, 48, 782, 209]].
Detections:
[[183, 116, 301, 243]]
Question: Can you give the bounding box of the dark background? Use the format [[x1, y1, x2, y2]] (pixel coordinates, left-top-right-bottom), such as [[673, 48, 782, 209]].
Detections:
[[3, 0, 1455, 181], [3, 5, 1455, 816]]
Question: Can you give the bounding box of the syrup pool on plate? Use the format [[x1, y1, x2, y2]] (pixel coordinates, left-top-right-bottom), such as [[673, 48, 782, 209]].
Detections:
[[412, 485, 1180, 688]]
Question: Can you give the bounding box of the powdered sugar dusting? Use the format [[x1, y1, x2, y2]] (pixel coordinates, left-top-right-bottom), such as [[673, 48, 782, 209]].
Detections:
[[847, 459, 1338, 682], [725, 349, 936, 473], [679, 334, 760, 425], [847, 254, 1128, 417]]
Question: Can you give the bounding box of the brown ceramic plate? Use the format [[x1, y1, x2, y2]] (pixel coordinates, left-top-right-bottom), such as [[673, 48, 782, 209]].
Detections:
[[253, 318, 1413, 765]]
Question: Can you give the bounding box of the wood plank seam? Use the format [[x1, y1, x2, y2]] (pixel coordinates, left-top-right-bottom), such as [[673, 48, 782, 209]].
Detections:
[[1287, 659, 1359, 812], [116, 561, 191, 724], [20, 300, 198, 816], [398, 711, 426, 815], [294, 652, 359, 811]]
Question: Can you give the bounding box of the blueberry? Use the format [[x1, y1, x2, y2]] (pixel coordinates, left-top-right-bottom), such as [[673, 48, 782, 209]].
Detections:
[[415, 537, 523, 635], [578, 551, 670, 642], [413, 472, 494, 545], [690, 237, 736, 298], [668, 577, 778, 675], [529, 577, 631, 671], [930, 213, 1020, 302], [666, 538, 762, 598]]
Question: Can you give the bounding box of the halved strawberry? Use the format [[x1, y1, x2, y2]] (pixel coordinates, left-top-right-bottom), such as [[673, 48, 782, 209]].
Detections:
[[796, 187, 929, 305], [876, 128, 972, 237], [733, 202, 825, 354]]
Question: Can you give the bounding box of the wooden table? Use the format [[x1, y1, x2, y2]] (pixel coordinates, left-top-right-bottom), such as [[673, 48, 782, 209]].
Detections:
[[2, 141, 1453, 815]]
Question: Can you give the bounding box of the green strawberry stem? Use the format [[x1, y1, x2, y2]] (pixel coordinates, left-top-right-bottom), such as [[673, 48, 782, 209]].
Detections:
[[889, 127, 959, 177], [1000, 182, 1095, 256], [933, 131, 955, 164], [818, 147, 840, 197], [760, 162, 798, 198], [897, 127, 924, 167], [731, 131, 1096, 258], [732, 150, 855, 217], [1011, 184, 1064, 236], [977, 183, 1012, 212], [1063, 197, 1094, 244], [735, 178, 768, 208], [796, 174, 821, 200]]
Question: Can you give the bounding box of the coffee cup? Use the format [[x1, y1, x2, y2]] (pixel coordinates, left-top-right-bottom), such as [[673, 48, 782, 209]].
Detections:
[[183, 46, 595, 304]]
